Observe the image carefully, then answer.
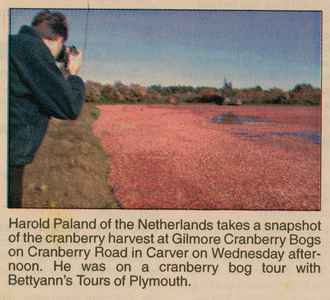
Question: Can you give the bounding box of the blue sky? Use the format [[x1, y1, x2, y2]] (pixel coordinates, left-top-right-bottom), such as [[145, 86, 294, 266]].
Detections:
[[10, 9, 321, 91]]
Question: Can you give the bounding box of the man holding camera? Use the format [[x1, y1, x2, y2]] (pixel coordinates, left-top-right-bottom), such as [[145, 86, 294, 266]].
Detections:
[[8, 10, 85, 208]]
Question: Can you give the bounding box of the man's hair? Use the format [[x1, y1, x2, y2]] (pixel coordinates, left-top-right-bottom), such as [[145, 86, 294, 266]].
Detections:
[[31, 10, 68, 42]]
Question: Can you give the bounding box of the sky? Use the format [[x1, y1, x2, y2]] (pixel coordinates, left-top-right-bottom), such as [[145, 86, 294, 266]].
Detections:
[[9, 9, 322, 91]]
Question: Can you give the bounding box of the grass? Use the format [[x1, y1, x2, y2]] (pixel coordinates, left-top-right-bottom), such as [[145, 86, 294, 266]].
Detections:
[[22, 103, 118, 209]]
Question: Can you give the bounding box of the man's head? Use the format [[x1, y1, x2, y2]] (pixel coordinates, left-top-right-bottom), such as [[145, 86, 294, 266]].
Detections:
[[32, 10, 68, 41], [31, 10, 68, 58]]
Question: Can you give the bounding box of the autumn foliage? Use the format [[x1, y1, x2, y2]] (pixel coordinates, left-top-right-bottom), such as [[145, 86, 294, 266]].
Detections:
[[84, 80, 321, 106]]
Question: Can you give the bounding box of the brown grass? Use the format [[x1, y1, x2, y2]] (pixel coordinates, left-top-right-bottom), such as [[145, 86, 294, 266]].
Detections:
[[22, 103, 117, 209]]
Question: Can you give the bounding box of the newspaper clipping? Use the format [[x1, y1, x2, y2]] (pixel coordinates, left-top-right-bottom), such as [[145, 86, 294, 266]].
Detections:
[[1, 0, 329, 299]]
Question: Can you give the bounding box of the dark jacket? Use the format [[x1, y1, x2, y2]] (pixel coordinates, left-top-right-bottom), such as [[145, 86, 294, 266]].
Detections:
[[9, 26, 85, 166]]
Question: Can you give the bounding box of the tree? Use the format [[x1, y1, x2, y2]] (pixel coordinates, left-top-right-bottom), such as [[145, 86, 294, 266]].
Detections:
[[265, 88, 289, 104], [289, 83, 319, 105], [114, 81, 130, 101], [222, 78, 236, 98], [129, 83, 147, 103], [100, 84, 115, 102], [84, 81, 102, 102], [147, 85, 163, 95]]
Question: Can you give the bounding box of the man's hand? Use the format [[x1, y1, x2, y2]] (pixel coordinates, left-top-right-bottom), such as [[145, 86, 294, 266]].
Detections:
[[67, 49, 82, 75]]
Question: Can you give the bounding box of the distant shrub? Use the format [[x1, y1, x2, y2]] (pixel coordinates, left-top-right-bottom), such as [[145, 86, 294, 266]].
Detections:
[[84, 80, 320, 106]]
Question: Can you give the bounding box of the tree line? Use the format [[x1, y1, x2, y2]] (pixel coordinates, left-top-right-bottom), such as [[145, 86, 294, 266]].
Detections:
[[84, 79, 321, 106]]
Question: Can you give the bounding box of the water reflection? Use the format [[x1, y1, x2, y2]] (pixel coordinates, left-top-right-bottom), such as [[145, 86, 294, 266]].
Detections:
[[211, 112, 272, 124]]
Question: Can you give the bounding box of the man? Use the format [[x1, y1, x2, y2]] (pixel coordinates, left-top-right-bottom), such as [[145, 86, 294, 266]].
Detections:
[[8, 10, 85, 208]]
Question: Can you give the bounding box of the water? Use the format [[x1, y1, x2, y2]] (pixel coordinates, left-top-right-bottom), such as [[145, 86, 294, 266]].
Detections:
[[272, 132, 320, 144], [211, 112, 320, 144], [211, 112, 272, 124], [234, 131, 320, 144], [235, 132, 262, 138]]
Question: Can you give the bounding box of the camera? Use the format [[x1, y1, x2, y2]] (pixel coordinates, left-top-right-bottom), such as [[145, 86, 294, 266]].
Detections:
[[56, 46, 78, 69]]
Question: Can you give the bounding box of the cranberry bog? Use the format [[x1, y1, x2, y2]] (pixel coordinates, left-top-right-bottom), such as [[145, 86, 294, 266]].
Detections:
[[93, 105, 321, 210]]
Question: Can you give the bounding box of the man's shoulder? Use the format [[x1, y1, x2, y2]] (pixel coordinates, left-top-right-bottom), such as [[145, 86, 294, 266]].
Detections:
[[10, 26, 51, 62], [11, 26, 42, 46], [16, 26, 41, 39]]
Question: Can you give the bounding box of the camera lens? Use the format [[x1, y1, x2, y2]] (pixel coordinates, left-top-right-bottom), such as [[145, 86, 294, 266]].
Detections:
[[56, 45, 66, 62]]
